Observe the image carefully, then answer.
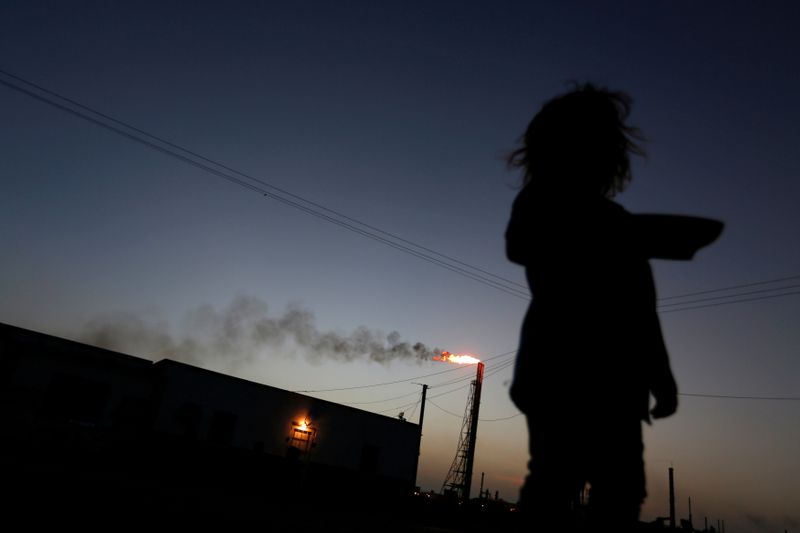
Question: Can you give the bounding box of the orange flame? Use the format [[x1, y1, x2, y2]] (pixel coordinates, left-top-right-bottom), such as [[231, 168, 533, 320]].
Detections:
[[434, 351, 481, 365]]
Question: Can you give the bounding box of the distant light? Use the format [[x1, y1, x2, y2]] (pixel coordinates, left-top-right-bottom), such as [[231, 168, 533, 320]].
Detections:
[[293, 417, 311, 431]]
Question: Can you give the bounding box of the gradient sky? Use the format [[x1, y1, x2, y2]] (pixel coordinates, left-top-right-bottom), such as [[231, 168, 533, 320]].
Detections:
[[2, 2, 798, 531]]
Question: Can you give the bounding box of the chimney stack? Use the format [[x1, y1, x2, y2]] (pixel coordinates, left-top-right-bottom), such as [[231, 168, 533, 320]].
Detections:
[[669, 467, 676, 530]]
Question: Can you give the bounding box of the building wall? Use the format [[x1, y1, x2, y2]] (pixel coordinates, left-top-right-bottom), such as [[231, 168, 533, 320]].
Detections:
[[1, 323, 419, 495], [0, 323, 154, 439], [150, 359, 419, 482]]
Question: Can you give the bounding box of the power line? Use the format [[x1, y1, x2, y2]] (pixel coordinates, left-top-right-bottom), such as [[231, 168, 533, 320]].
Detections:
[[429, 359, 512, 392], [427, 398, 465, 418], [406, 394, 421, 420], [658, 284, 800, 309], [426, 360, 515, 401], [680, 393, 800, 401], [659, 275, 800, 301], [427, 382, 478, 401], [483, 359, 515, 379], [376, 398, 421, 415], [429, 398, 523, 422], [427, 369, 799, 422], [333, 362, 797, 420], [0, 69, 530, 300], [659, 290, 800, 314], [339, 390, 422, 405], [296, 350, 516, 393], [7, 71, 800, 315], [359, 347, 799, 421], [305, 354, 513, 397], [429, 372, 484, 389], [429, 357, 515, 389], [480, 413, 524, 422], [295, 365, 462, 393], [420, 359, 514, 396], [313, 355, 514, 410], [429, 391, 798, 426]]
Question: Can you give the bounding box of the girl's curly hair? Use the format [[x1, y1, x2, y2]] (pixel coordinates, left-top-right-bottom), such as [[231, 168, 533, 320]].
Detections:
[[507, 83, 646, 197]]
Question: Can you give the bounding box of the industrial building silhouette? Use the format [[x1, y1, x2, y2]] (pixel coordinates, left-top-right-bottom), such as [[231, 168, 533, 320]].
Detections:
[[0, 322, 420, 523]]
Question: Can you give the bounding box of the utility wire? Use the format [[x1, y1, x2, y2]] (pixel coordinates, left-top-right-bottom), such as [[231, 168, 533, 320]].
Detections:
[[426, 365, 800, 423], [7, 71, 800, 312], [354, 349, 799, 421], [426, 361, 515, 401], [431, 359, 514, 391], [0, 69, 529, 300], [406, 394, 421, 420], [484, 359, 515, 377], [659, 290, 800, 314], [429, 391, 800, 426], [347, 363, 797, 421], [658, 284, 800, 309], [480, 413, 524, 422], [339, 390, 421, 405], [427, 399, 465, 418], [429, 357, 515, 389], [295, 365, 464, 393], [429, 398, 523, 422], [376, 398, 421, 415], [427, 382, 479, 401], [429, 372, 484, 389], [659, 275, 800, 301], [305, 353, 514, 403], [326, 357, 514, 409], [426, 363, 800, 403], [680, 393, 800, 401], [297, 350, 516, 393]]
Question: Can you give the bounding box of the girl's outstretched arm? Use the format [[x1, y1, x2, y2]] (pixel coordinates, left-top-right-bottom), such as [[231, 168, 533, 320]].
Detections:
[[632, 215, 724, 260]]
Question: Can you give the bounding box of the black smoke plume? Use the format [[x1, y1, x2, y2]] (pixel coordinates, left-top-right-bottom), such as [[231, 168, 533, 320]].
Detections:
[[79, 294, 439, 367]]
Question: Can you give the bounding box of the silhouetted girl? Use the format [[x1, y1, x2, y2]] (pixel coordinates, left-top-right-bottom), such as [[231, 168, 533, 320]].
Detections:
[[506, 83, 722, 532]]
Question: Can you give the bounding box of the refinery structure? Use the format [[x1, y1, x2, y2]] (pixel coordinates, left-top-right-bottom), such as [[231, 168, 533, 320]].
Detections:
[[437, 353, 485, 501]]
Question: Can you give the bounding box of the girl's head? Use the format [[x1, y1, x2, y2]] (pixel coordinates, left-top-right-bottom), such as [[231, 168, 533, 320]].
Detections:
[[508, 83, 645, 197]]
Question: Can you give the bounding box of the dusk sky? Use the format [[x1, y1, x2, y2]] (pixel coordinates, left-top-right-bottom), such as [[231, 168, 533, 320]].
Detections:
[[1, 1, 798, 531]]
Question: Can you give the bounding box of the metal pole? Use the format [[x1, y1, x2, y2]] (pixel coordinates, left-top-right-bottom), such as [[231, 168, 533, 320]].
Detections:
[[669, 467, 676, 530], [463, 362, 484, 501], [418, 384, 428, 429], [412, 383, 428, 489]]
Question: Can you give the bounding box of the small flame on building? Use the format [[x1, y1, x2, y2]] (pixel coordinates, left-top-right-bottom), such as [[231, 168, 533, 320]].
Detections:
[[434, 351, 481, 365]]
